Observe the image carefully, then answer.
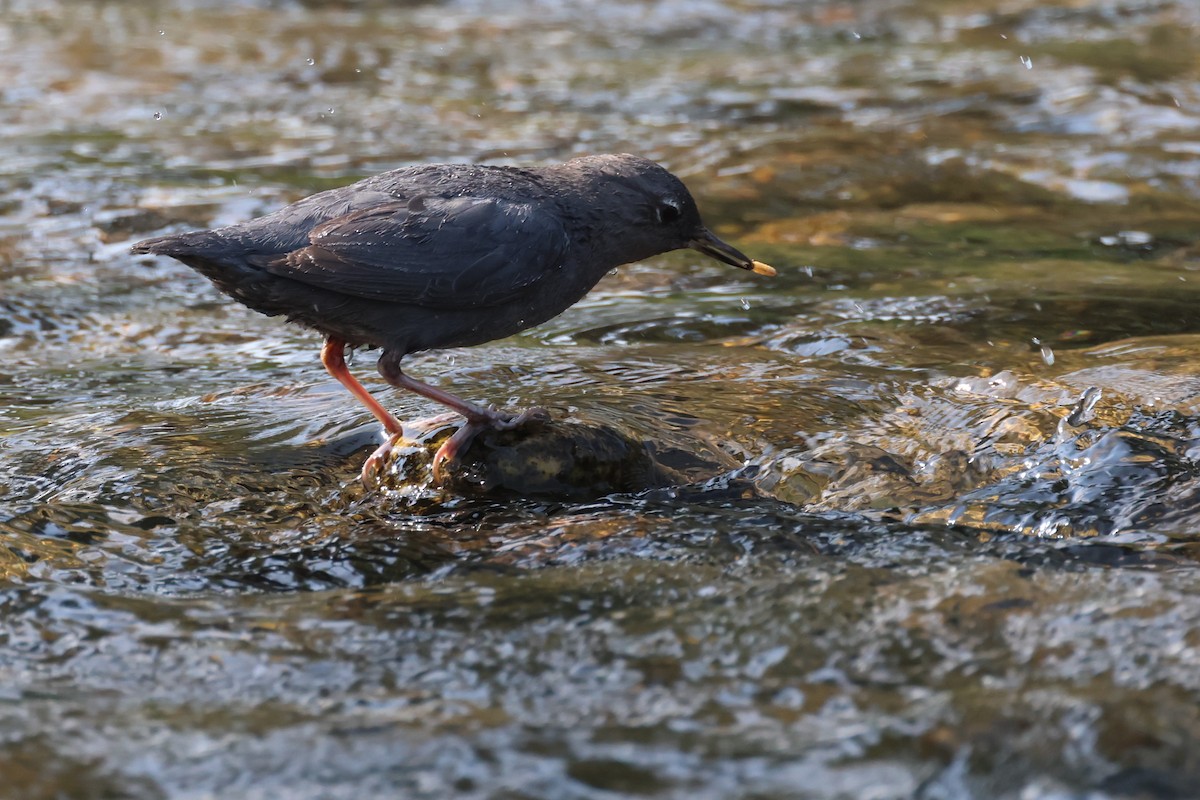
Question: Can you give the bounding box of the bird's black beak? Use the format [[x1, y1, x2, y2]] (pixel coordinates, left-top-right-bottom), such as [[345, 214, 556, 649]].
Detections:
[[689, 228, 776, 276]]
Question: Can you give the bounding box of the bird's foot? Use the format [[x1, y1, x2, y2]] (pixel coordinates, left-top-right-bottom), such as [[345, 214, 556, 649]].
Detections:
[[431, 406, 551, 483], [360, 413, 463, 487], [358, 409, 552, 488], [361, 431, 404, 488], [430, 422, 487, 484]]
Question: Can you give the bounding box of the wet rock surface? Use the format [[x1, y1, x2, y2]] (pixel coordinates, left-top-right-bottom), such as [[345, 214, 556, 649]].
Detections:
[[379, 416, 730, 500]]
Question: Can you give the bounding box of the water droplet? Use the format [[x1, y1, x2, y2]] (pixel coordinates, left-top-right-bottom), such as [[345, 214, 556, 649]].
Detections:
[[1040, 346, 1055, 366], [851, 31, 861, 40], [153, 111, 163, 120], [1019, 55, 1033, 70], [327, 108, 335, 114], [306, 58, 316, 66], [1066, 387, 1101, 427], [158, 29, 165, 36], [739, 298, 751, 310], [802, 265, 814, 278], [999, 34, 1007, 40]]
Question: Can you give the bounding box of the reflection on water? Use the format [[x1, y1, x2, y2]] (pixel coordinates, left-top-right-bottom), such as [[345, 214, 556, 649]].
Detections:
[[3, 0, 1200, 796]]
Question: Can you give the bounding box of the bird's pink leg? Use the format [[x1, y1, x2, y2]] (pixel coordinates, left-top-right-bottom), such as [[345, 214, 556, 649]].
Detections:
[[321, 339, 410, 483], [321, 338, 403, 434]]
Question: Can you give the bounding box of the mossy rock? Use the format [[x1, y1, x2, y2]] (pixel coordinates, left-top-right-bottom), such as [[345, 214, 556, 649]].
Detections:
[[376, 416, 736, 500]]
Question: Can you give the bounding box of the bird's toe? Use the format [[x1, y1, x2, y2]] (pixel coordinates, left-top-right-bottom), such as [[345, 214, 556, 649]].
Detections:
[[432, 421, 489, 484], [493, 406, 551, 431], [360, 432, 403, 487]]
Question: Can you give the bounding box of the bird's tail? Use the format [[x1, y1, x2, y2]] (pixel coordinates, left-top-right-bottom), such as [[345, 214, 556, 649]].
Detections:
[[130, 229, 227, 257], [130, 228, 276, 314]]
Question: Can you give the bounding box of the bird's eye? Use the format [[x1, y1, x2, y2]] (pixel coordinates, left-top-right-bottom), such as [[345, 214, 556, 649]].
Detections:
[[656, 201, 682, 224]]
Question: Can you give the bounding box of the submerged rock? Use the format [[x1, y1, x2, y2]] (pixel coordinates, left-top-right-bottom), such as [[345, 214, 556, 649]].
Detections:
[[373, 415, 737, 500]]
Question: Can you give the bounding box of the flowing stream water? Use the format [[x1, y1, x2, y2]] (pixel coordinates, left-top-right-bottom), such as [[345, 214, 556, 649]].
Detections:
[[2, 0, 1200, 797]]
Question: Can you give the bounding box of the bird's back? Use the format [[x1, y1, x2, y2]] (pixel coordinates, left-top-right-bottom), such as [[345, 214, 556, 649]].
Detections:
[[134, 162, 546, 259], [131, 163, 566, 351]]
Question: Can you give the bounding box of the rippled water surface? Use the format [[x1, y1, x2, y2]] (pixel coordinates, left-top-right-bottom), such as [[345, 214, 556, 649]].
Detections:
[[3, 0, 1200, 797]]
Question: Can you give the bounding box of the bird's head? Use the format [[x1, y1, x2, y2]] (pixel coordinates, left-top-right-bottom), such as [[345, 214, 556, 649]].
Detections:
[[561, 153, 775, 277]]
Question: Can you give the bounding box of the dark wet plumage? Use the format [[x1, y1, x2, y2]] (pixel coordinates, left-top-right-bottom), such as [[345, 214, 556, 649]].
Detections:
[[132, 153, 774, 484]]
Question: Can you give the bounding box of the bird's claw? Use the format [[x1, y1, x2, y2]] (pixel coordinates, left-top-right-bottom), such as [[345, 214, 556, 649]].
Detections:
[[362, 408, 553, 488], [431, 407, 552, 483], [431, 421, 486, 484], [360, 431, 404, 488]]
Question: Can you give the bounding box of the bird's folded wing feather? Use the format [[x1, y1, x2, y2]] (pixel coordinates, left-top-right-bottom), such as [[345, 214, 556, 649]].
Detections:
[[248, 196, 569, 309]]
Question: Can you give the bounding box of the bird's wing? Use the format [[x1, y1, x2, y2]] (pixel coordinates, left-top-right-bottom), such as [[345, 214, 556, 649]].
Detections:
[[249, 196, 569, 309]]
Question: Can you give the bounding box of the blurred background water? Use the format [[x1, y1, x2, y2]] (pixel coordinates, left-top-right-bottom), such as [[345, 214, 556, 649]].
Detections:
[[2, 0, 1200, 797]]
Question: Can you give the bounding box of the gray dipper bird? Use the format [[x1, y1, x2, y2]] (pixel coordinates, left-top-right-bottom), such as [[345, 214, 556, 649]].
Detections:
[[132, 154, 775, 484]]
